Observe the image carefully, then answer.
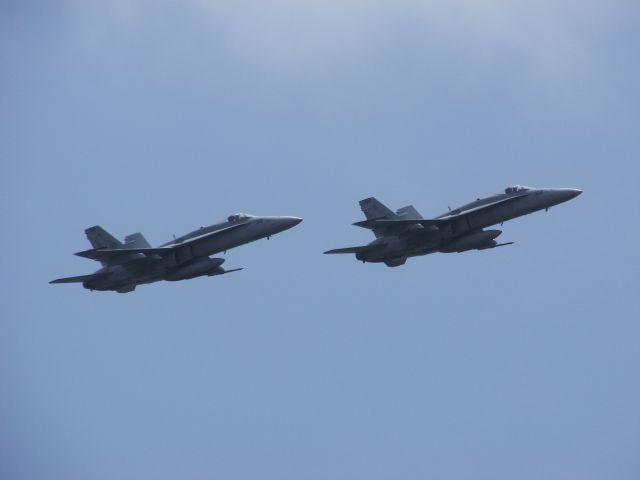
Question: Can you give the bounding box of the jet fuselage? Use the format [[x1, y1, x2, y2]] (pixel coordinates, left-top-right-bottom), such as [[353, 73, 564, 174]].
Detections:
[[327, 186, 581, 267], [51, 214, 302, 293]]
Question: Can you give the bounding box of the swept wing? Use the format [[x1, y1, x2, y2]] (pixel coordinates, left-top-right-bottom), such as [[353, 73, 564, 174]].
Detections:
[[75, 222, 250, 262], [50, 273, 109, 284], [75, 246, 172, 261], [324, 244, 385, 255], [436, 192, 530, 220], [370, 192, 530, 228], [361, 218, 449, 228]]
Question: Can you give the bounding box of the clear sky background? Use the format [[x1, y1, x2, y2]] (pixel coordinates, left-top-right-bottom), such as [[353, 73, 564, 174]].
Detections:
[[2, 1, 639, 479]]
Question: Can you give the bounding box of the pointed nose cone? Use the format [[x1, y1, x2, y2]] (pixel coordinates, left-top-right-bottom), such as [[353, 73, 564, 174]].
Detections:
[[563, 188, 583, 201], [546, 188, 582, 208], [281, 216, 303, 230]]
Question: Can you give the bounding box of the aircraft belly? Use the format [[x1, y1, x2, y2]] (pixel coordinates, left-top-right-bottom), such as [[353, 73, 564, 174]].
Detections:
[[450, 217, 473, 236], [402, 230, 441, 257], [86, 263, 164, 290]]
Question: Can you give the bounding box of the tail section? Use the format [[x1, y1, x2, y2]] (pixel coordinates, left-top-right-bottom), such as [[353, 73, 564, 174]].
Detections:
[[358, 197, 397, 238], [124, 233, 151, 249], [396, 205, 423, 219], [355, 198, 426, 238], [84, 226, 141, 266], [85, 226, 122, 249], [359, 197, 396, 220]]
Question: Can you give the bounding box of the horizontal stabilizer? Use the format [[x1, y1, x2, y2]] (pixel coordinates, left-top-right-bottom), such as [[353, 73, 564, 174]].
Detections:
[[352, 219, 382, 229], [50, 273, 102, 284]]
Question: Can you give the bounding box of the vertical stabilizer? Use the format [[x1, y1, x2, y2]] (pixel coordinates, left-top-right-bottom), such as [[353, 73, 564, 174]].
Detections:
[[359, 197, 396, 220], [396, 205, 423, 219], [84, 226, 129, 266], [124, 233, 151, 249], [358, 197, 397, 238], [85, 226, 122, 249]]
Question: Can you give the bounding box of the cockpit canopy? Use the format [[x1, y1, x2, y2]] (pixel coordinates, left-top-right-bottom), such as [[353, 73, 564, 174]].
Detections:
[[504, 185, 531, 194], [227, 213, 251, 223]]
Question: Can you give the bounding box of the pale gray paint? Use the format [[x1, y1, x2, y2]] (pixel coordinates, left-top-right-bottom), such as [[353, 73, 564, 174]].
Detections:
[[325, 186, 581, 267], [51, 214, 302, 293]]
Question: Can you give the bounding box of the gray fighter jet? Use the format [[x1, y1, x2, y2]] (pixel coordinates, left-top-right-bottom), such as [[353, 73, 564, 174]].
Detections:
[[51, 213, 302, 292], [325, 185, 581, 267]]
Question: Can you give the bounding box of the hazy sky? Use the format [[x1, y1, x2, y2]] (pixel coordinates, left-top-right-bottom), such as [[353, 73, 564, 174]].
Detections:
[[2, 1, 639, 479]]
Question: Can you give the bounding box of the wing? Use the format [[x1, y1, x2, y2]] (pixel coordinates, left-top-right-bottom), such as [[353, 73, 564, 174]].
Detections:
[[324, 246, 371, 254], [363, 219, 449, 228], [370, 193, 530, 227], [324, 244, 385, 255], [75, 246, 172, 261], [50, 273, 108, 284], [436, 192, 530, 220], [161, 221, 249, 247], [75, 222, 250, 262]]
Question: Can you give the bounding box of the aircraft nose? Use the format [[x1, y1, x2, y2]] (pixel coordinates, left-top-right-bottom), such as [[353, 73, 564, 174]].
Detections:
[[280, 216, 303, 230], [544, 188, 582, 208], [562, 188, 582, 201]]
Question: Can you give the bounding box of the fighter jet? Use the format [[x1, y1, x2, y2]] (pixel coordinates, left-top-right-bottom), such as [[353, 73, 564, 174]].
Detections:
[[51, 213, 302, 292], [325, 185, 581, 267]]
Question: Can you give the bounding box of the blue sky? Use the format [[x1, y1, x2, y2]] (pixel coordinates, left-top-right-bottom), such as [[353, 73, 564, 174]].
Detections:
[[2, 1, 639, 479]]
